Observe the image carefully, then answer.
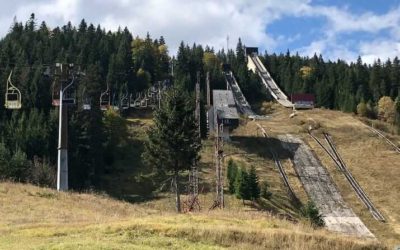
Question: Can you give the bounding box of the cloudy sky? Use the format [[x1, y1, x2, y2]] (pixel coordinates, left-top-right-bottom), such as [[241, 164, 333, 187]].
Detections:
[[1, 0, 400, 64]]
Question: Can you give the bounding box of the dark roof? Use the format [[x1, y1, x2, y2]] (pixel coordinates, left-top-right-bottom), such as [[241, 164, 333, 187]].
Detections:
[[290, 94, 315, 102], [213, 90, 239, 119], [245, 47, 258, 56]]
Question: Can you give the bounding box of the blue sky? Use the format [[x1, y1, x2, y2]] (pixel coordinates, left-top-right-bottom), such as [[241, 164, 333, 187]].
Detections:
[[1, 0, 400, 64], [261, 0, 400, 63]]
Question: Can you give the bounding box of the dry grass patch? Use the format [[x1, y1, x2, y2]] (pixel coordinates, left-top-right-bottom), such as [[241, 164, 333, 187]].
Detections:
[[0, 182, 384, 249], [245, 105, 400, 247]]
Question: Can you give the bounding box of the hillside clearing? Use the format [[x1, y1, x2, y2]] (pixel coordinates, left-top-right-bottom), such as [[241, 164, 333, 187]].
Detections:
[[0, 182, 383, 250], [242, 105, 400, 247]]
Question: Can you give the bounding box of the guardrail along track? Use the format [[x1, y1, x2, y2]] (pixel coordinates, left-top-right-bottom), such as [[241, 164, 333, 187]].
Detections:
[[256, 124, 299, 203], [309, 131, 385, 222], [367, 125, 400, 153], [224, 71, 255, 116]]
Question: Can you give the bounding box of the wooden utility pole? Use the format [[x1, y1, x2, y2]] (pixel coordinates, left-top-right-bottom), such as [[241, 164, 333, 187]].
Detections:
[[206, 72, 210, 107], [195, 72, 201, 135]]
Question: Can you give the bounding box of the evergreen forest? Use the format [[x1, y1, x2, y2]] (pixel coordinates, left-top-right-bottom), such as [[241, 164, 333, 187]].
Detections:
[[1, 14, 399, 192]]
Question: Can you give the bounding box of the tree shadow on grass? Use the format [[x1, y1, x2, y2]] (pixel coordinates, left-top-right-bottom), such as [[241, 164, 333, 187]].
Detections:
[[230, 136, 300, 161], [229, 135, 303, 213]]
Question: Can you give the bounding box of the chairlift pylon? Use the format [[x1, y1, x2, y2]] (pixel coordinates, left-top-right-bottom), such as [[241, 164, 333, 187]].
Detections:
[[52, 64, 76, 106], [4, 71, 22, 110]]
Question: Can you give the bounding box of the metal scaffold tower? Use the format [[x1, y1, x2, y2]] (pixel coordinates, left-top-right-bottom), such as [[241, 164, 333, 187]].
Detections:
[[211, 122, 224, 209]]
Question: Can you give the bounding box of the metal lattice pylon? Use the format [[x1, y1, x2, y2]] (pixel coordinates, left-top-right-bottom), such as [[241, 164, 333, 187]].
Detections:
[[184, 74, 201, 212], [210, 122, 224, 210]]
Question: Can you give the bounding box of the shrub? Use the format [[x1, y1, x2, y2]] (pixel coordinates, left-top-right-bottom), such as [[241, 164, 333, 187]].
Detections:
[[227, 159, 238, 194], [378, 96, 395, 123], [29, 156, 56, 187], [261, 181, 272, 199], [301, 201, 324, 227], [356, 101, 367, 117]]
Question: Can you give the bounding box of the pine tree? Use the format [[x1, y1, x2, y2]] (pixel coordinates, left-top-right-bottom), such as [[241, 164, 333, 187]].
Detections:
[[142, 86, 201, 212], [248, 166, 260, 200], [227, 159, 238, 194], [235, 167, 251, 203]]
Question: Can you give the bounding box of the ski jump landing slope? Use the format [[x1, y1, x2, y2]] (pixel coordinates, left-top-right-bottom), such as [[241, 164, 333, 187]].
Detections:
[[279, 134, 375, 238], [247, 55, 293, 108]]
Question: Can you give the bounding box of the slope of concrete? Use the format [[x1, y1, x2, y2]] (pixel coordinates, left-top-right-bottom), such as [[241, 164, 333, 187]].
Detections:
[[279, 134, 375, 238]]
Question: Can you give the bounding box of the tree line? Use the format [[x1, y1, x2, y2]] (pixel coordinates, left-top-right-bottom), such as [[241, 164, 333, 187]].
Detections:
[[0, 14, 170, 189], [1, 14, 400, 195]]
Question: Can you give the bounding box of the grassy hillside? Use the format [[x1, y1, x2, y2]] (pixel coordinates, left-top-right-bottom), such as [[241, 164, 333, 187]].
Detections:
[[244, 104, 400, 248], [0, 182, 383, 250]]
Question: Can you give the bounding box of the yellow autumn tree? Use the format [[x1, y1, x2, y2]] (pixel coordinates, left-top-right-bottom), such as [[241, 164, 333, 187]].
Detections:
[[300, 66, 313, 80], [203, 52, 219, 71], [378, 96, 395, 123]]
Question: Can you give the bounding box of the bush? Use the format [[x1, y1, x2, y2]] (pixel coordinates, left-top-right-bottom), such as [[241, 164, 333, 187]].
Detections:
[[259, 102, 274, 115], [261, 181, 272, 199], [356, 101, 367, 117], [301, 201, 324, 227], [378, 96, 395, 123], [0, 142, 11, 179], [8, 148, 30, 181], [227, 159, 238, 194], [29, 157, 56, 187]]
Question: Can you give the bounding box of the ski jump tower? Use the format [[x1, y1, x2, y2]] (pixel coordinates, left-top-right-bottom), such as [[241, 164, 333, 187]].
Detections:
[[245, 47, 293, 108]]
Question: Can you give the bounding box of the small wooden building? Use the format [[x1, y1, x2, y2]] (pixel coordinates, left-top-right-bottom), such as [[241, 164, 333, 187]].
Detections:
[[290, 94, 315, 109], [207, 90, 239, 140]]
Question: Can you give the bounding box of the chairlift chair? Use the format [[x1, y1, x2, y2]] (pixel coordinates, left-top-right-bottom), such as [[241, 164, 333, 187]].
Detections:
[[62, 80, 76, 106], [140, 94, 148, 108], [129, 93, 135, 108], [51, 67, 76, 106], [120, 92, 129, 110], [112, 92, 119, 111], [133, 93, 141, 107], [100, 85, 110, 111], [82, 87, 91, 110], [4, 71, 22, 109]]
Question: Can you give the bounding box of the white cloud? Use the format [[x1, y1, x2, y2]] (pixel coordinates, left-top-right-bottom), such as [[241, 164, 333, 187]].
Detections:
[[1, 0, 400, 62], [294, 4, 400, 63], [0, 0, 310, 54], [360, 40, 400, 64]]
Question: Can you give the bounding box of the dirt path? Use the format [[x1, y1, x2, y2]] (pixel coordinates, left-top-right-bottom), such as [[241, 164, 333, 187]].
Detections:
[[279, 134, 375, 238]]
